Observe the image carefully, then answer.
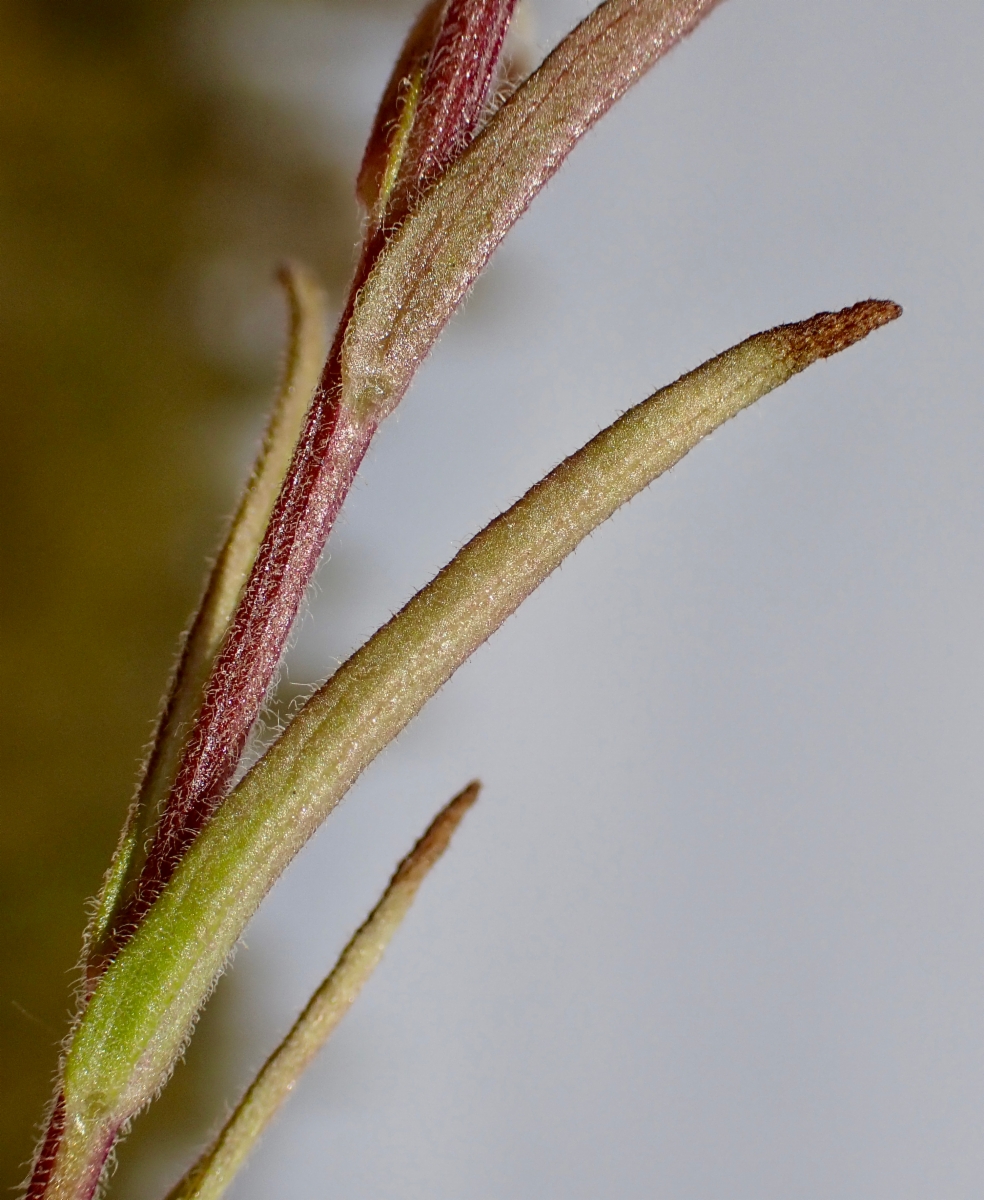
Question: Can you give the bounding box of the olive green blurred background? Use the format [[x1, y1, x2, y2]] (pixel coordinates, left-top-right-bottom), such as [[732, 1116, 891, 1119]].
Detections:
[[0, 0, 362, 1185]]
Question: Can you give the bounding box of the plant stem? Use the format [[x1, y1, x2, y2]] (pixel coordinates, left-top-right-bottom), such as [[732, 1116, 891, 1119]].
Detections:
[[86, 266, 328, 975]]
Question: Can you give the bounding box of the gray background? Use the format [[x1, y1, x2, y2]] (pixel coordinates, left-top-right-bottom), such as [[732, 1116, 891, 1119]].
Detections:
[[144, 1, 983, 1196]]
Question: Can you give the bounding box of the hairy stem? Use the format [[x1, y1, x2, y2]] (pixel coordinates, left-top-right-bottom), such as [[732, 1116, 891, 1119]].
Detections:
[[88, 265, 328, 972]]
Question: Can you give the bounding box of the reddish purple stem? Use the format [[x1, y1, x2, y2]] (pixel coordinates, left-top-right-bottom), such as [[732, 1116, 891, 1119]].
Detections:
[[24, 1094, 117, 1200], [24, 1095, 65, 1200], [405, 0, 519, 193], [100, 0, 522, 946], [110, 296, 372, 939]]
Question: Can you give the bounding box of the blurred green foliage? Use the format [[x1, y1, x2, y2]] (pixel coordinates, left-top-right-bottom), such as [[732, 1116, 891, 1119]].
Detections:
[[0, 0, 359, 1186]]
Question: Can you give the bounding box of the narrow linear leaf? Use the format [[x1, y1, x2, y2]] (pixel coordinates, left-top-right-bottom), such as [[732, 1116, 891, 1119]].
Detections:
[[343, 0, 725, 420], [200, 264, 330, 652], [165, 782, 480, 1200], [58, 301, 900, 1167], [88, 264, 328, 965]]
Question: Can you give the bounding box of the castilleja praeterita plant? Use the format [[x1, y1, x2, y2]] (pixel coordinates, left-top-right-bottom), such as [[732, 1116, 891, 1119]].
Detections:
[[25, 1, 902, 1196]]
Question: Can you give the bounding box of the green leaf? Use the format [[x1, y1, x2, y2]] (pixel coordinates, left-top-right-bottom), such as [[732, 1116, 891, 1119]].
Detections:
[[60, 301, 900, 1156], [165, 783, 480, 1200]]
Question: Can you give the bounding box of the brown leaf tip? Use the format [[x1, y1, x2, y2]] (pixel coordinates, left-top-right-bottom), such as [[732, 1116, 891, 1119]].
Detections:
[[777, 300, 902, 371], [394, 780, 481, 886]]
